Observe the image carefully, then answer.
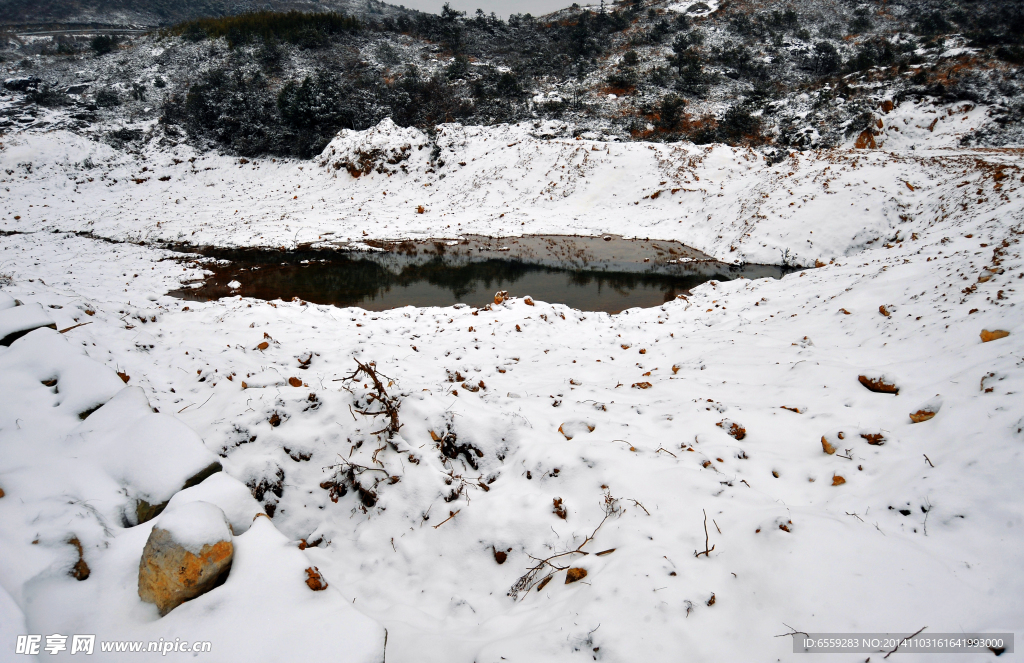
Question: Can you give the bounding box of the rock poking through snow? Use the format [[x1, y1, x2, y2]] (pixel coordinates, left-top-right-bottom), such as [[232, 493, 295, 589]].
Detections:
[[138, 501, 234, 616], [0, 303, 56, 346]]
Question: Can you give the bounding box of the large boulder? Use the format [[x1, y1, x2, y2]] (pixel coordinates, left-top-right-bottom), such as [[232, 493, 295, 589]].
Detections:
[[138, 501, 233, 616]]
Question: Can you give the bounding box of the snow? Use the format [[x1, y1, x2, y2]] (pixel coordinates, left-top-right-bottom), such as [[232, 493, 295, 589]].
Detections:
[[1, 116, 1023, 661], [6, 116, 1002, 266], [153, 501, 232, 555], [0, 326, 386, 661], [0, 303, 55, 344], [163, 473, 265, 536], [666, 0, 719, 16]]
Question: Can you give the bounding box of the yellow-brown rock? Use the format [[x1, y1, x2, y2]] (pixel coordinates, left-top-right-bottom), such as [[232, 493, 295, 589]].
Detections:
[[980, 329, 1010, 343], [910, 410, 937, 423], [138, 502, 233, 616]]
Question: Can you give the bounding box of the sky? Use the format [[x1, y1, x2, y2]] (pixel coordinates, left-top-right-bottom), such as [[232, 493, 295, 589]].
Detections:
[[386, 0, 580, 19]]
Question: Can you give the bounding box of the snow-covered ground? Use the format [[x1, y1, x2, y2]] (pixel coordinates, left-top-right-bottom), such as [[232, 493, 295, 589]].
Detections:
[[1, 117, 1022, 662]]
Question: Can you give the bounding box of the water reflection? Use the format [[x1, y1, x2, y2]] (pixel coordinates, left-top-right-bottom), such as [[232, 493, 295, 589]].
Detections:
[[170, 238, 798, 313]]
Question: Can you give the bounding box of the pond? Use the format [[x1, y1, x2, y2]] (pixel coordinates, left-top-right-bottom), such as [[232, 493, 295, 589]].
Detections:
[[170, 235, 798, 313]]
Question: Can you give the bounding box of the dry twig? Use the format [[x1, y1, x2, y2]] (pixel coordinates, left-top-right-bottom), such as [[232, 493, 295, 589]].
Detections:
[[694, 509, 715, 558], [884, 626, 927, 659], [508, 492, 621, 600]]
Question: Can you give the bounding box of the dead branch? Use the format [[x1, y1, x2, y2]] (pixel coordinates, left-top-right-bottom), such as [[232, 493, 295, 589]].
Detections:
[[694, 509, 715, 558], [508, 492, 621, 600], [774, 623, 810, 638], [629, 499, 651, 516], [884, 626, 927, 659], [337, 360, 402, 440], [324, 458, 389, 475], [432, 509, 460, 529], [59, 321, 93, 334], [923, 454, 935, 468]]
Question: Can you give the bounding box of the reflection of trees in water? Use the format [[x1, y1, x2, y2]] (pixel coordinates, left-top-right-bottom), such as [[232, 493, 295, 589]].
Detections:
[[388, 258, 720, 302], [182, 250, 793, 310]]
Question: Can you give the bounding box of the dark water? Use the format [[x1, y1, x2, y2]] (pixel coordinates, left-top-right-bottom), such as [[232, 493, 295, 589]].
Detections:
[[171, 236, 798, 313]]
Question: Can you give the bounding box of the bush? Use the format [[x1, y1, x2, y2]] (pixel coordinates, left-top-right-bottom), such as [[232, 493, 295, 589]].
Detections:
[[812, 42, 842, 75], [95, 87, 121, 107], [90, 35, 118, 56], [671, 34, 711, 94], [849, 8, 872, 34], [168, 11, 359, 48], [718, 105, 763, 145], [495, 71, 525, 99], [847, 38, 898, 73], [605, 68, 637, 92], [657, 94, 686, 130], [916, 12, 950, 36], [109, 127, 142, 142]]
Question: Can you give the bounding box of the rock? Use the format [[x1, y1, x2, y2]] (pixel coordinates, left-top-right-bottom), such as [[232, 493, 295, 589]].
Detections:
[[858, 374, 899, 394], [980, 329, 1010, 343], [136, 461, 223, 524], [717, 420, 746, 440], [138, 501, 233, 616], [565, 568, 587, 584], [558, 421, 595, 439], [860, 432, 885, 445], [0, 304, 57, 346], [910, 396, 942, 423], [854, 130, 877, 149], [304, 567, 328, 591], [552, 497, 567, 519], [68, 537, 90, 581]]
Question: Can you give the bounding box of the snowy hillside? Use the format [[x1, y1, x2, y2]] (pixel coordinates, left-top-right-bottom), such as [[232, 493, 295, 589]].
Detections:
[[1, 105, 1015, 266], [1, 102, 1023, 661]]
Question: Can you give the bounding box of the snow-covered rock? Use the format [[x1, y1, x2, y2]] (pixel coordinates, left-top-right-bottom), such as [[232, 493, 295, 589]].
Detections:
[[317, 117, 431, 178], [138, 501, 234, 616], [0, 302, 56, 346]]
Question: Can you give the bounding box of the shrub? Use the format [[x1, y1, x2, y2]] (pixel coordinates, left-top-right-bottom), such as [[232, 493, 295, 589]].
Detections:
[[718, 105, 763, 145], [849, 8, 872, 34], [90, 35, 118, 56], [109, 127, 142, 142], [657, 94, 686, 130], [168, 11, 359, 48], [495, 71, 525, 99], [916, 12, 950, 36], [95, 87, 121, 107], [847, 38, 898, 73], [812, 42, 842, 75]]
